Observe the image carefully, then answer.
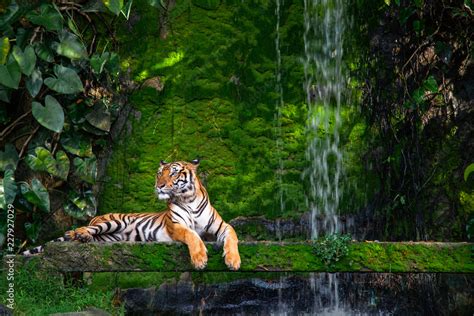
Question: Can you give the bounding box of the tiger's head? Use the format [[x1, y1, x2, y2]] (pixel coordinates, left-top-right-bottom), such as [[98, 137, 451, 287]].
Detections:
[[155, 159, 200, 201]]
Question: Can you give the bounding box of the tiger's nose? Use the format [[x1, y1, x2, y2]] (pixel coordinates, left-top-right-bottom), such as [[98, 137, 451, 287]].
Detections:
[[157, 183, 165, 189]]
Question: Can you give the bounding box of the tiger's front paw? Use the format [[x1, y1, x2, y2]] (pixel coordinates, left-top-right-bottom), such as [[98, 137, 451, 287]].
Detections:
[[190, 249, 208, 270], [71, 228, 93, 243], [224, 250, 241, 271]]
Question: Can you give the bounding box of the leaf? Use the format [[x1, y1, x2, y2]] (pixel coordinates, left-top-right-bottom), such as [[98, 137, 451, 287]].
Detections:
[[0, 144, 19, 171], [90, 52, 110, 74], [0, 86, 10, 103], [400, 7, 415, 25], [67, 17, 81, 37], [412, 88, 425, 106], [0, 37, 10, 65], [0, 167, 17, 210], [464, 163, 474, 182], [26, 147, 54, 171], [0, 59, 21, 89], [12, 45, 36, 76], [32, 95, 64, 133], [61, 133, 93, 157], [147, 0, 163, 8], [26, 4, 63, 31], [103, 0, 124, 15], [25, 222, 40, 243], [20, 178, 50, 212], [121, 0, 133, 19], [26, 147, 70, 180], [412, 20, 422, 34], [54, 150, 70, 180], [422, 75, 438, 93], [26, 68, 43, 97], [73, 156, 97, 184], [55, 31, 88, 60], [86, 103, 111, 132], [64, 190, 97, 219], [35, 43, 55, 62], [0, 2, 19, 30], [44, 64, 83, 94]]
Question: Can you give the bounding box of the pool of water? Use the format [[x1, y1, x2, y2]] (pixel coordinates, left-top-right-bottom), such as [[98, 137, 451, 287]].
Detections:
[[118, 272, 473, 315]]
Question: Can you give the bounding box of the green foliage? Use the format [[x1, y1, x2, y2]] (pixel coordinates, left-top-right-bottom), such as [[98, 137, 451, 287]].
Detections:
[[26, 3, 64, 31], [314, 234, 351, 267], [103, 0, 125, 15], [0, 263, 122, 315], [464, 163, 474, 182], [31, 95, 65, 133], [44, 64, 84, 94], [20, 178, 50, 212], [0, 57, 21, 88], [0, 1, 128, 247], [26, 148, 70, 180], [0, 167, 16, 209]]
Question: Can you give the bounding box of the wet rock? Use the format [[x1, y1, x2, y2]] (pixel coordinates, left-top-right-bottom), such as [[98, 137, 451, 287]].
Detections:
[[49, 307, 110, 316], [117, 273, 474, 315]]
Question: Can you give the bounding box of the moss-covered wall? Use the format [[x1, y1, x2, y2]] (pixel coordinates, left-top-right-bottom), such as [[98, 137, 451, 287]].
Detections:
[[99, 0, 371, 222], [19, 241, 474, 273]]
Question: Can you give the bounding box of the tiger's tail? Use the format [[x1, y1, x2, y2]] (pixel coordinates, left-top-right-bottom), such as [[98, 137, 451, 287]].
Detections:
[[21, 232, 72, 256]]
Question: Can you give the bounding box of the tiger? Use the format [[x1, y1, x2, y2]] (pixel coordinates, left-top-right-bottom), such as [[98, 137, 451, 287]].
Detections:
[[22, 159, 241, 270]]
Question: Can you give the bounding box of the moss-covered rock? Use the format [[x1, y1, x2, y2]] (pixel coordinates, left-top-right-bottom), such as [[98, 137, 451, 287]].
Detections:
[[17, 241, 474, 273]]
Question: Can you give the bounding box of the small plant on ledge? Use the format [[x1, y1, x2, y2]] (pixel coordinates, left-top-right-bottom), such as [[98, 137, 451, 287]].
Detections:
[[314, 234, 351, 268]]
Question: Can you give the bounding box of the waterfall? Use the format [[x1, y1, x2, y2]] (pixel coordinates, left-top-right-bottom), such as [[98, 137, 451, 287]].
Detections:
[[274, 0, 284, 240], [303, 0, 346, 239]]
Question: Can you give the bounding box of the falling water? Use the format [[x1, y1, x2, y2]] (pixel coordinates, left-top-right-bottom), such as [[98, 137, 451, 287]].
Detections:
[[303, 0, 346, 239], [274, 0, 284, 240]]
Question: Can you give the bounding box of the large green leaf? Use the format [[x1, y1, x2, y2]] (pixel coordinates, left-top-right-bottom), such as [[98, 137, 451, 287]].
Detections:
[[35, 43, 55, 62], [54, 150, 70, 180], [0, 37, 10, 65], [64, 190, 97, 219], [464, 163, 474, 182], [86, 103, 112, 132], [60, 133, 93, 157], [0, 2, 19, 31], [26, 147, 70, 180], [73, 156, 97, 184], [24, 222, 40, 242], [44, 64, 83, 94], [103, 0, 124, 15], [32, 95, 64, 133], [55, 31, 88, 60], [26, 4, 63, 31], [20, 178, 50, 212], [0, 167, 17, 210], [0, 86, 10, 103], [423, 75, 438, 93], [26, 68, 43, 97], [0, 144, 19, 171], [90, 52, 110, 74], [12, 45, 36, 76], [121, 0, 133, 19], [0, 59, 21, 89]]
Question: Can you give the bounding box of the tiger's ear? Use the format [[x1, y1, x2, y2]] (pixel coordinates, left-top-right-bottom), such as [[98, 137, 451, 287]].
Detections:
[[191, 158, 200, 167], [160, 160, 168, 166]]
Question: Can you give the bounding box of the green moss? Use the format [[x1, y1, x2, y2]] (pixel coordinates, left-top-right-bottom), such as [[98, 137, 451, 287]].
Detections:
[[98, 0, 372, 227], [21, 241, 474, 273], [0, 261, 122, 315]]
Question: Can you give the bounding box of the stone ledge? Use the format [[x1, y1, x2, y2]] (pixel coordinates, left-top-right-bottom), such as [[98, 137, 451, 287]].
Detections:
[[15, 241, 474, 273]]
